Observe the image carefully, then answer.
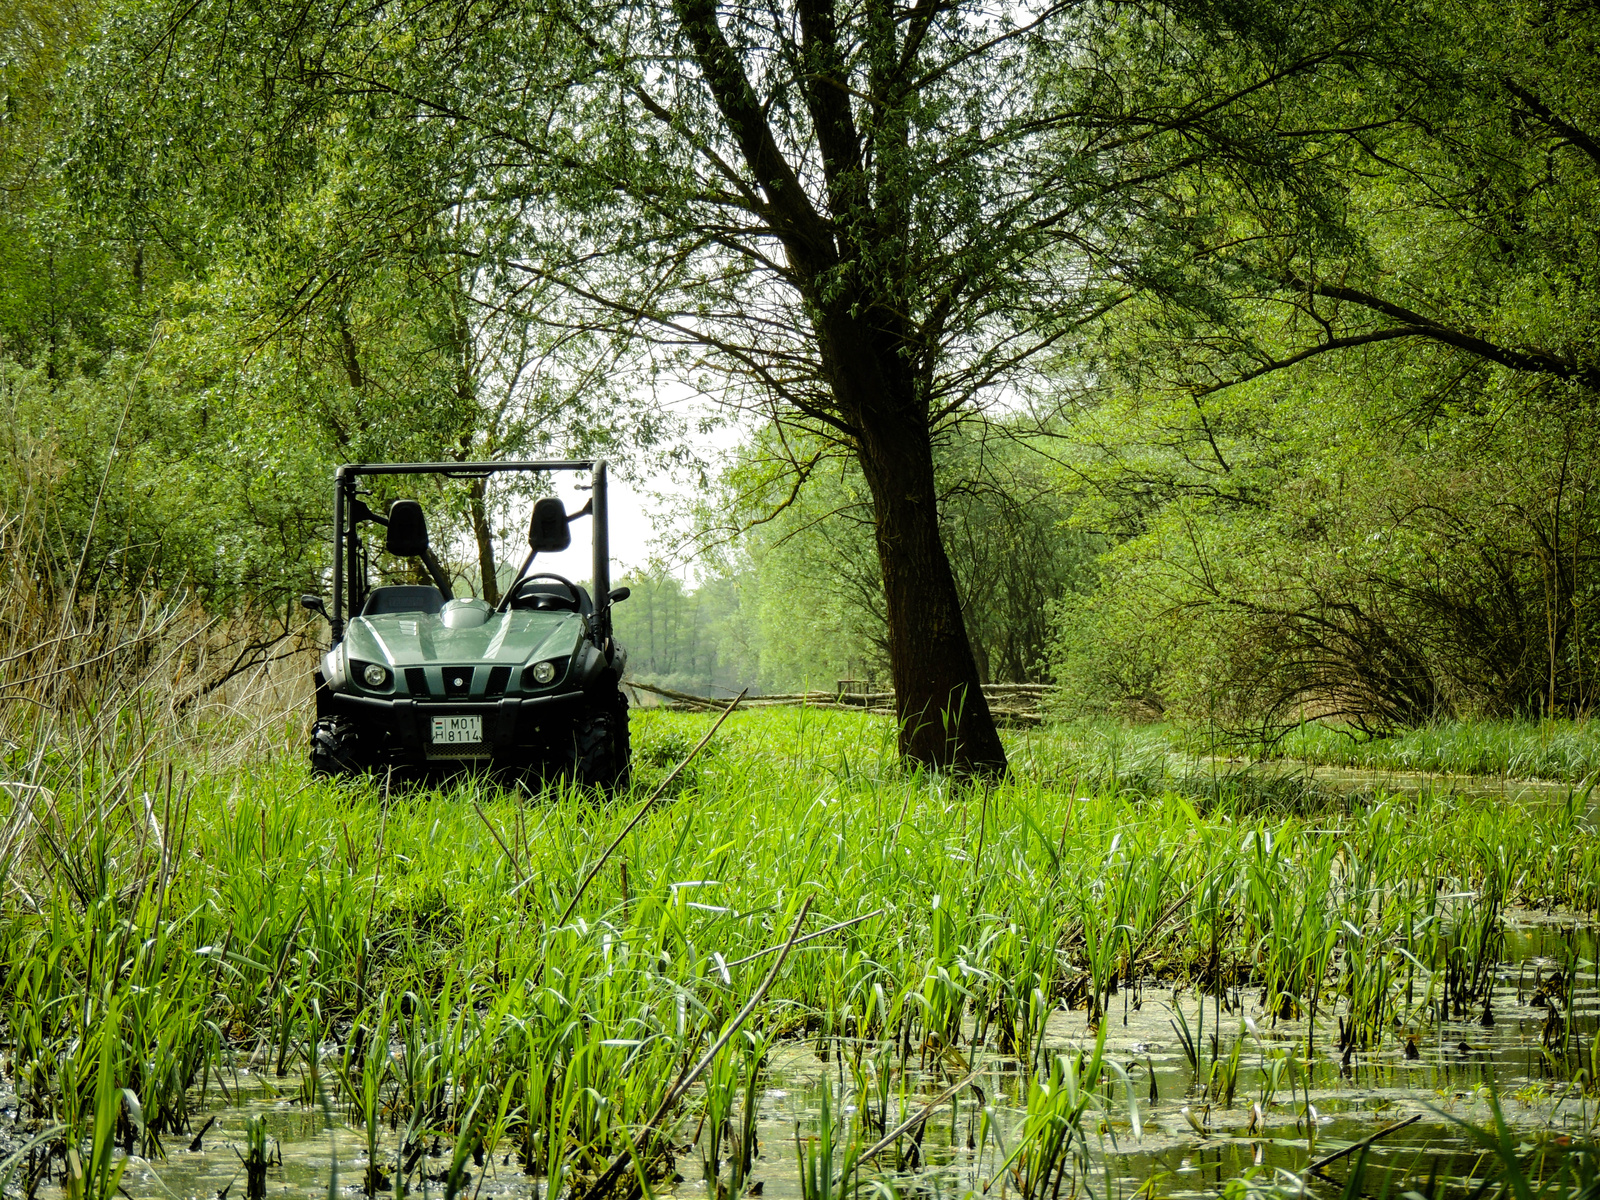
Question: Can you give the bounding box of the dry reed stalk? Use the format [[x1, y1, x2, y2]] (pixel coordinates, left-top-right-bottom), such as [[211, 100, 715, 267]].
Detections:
[[0, 432, 319, 789]]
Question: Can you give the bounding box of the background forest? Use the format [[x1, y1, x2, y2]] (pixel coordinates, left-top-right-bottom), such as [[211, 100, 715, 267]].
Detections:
[[4, 0, 1599, 735]]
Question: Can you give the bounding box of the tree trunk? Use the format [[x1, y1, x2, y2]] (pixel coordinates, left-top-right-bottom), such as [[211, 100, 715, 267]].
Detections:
[[467, 478, 499, 606], [853, 410, 1008, 776], [669, 0, 1008, 773]]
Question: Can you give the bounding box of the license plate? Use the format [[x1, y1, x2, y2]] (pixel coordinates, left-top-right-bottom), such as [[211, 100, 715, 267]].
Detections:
[[431, 715, 484, 744]]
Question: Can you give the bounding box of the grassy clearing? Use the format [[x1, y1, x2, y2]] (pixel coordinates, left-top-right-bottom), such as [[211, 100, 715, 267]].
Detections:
[[1028, 716, 1600, 784], [1257, 718, 1600, 782], [3, 705, 1600, 1199]]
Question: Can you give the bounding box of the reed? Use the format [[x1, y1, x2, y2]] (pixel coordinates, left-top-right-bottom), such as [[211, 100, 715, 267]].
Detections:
[[989, 1028, 1111, 1200], [3, 647, 1599, 1197], [796, 1083, 859, 1200]]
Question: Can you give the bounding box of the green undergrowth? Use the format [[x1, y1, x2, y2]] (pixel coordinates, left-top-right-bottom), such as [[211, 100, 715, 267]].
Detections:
[[1028, 716, 1600, 784], [1255, 718, 1600, 782], [2, 707, 1599, 1197]]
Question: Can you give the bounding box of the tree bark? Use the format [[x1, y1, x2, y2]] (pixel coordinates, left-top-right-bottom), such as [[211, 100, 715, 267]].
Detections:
[[822, 307, 1008, 775], [468, 478, 499, 606], [854, 415, 1008, 774], [454, 440, 499, 604], [672, 0, 1008, 774]]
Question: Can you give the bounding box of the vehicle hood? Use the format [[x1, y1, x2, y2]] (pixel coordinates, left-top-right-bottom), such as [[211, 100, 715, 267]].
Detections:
[[344, 610, 584, 668]]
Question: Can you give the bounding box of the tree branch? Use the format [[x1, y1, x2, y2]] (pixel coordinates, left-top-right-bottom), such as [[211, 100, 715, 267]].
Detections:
[[1291, 276, 1600, 390], [1502, 78, 1600, 174], [671, 0, 837, 277]]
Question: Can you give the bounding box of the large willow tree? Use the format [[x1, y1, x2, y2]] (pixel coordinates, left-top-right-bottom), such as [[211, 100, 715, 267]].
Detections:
[[81, 0, 1375, 770]]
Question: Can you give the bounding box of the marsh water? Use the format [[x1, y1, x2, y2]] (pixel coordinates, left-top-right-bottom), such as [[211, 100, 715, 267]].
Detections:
[[78, 767, 1600, 1200], [98, 919, 1599, 1200]]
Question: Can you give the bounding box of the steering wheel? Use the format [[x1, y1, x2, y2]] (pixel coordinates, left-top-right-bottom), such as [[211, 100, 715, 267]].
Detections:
[[506, 572, 583, 612]]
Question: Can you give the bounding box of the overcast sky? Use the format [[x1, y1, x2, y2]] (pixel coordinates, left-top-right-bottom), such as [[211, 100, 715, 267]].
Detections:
[[531, 469, 675, 581], [532, 397, 749, 583]]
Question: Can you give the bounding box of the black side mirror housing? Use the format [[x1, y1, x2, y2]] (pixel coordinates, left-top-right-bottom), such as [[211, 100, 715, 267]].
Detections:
[[301, 594, 329, 621], [609, 586, 631, 603], [529, 497, 572, 553], [386, 500, 429, 557]]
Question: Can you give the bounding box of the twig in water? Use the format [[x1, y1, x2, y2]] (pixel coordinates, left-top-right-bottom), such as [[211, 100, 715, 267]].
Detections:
[[857, 1069, 984, 1166], [1306, 1114, 1421, 1175], [585, 895, 814, 1200]]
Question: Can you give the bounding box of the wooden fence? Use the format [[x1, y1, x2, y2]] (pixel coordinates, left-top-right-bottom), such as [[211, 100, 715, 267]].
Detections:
[[622, 680, 1054, 725]]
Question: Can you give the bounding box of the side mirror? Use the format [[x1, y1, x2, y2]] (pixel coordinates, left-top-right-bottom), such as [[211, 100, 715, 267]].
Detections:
[[301, 594, 329, 621], [387, 500, 429, 557], [609, 586, 631, 603], [529, 497, 572, 553]]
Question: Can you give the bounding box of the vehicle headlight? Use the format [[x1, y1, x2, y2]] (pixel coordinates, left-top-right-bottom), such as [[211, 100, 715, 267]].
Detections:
[[361, 662, 390, 688], [529, 660, 557, 685]]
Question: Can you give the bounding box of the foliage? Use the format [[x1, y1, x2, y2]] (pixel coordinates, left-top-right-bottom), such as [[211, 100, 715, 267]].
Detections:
[[1051, 340, 1600, 727], [715, 447, 888, 692], [2, 0, 665, 622], [703, 421, 1093, 691], [1047, 0, 1600, 729], [0, 0, 121, 375], [612, 565, 758, 697], [0, 356, 330, 609], [1124, 0, 1600, 414]]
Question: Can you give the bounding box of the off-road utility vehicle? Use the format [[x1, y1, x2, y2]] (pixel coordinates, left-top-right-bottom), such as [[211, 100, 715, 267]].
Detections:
[[301, 460, 631, 786]]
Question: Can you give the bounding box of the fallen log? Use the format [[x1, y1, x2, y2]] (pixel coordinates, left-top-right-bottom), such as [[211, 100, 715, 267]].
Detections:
[[624, 680, 726, 709]]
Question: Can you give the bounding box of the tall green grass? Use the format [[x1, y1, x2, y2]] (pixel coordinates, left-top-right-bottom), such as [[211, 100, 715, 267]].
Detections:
[[1260, 718, 1600, 782], [3, 706, 1599, 1197]]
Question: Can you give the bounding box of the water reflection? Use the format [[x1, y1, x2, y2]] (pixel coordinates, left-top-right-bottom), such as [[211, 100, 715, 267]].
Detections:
[[103, 907, 1596, 1199]]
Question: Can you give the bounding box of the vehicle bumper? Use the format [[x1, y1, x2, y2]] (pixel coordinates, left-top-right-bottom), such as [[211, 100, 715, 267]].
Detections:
[[322, 689, 586, 762]]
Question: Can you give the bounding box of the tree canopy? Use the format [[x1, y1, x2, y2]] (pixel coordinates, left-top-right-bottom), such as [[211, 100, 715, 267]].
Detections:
[[5, 0, 1600, 744], [72, 0, 1418, 770]]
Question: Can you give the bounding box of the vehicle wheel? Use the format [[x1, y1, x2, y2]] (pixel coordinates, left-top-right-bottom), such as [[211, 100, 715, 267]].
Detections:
[[309, 716, 366, 778], [573, 690, 630, 791], [610, 689, 631, 787]]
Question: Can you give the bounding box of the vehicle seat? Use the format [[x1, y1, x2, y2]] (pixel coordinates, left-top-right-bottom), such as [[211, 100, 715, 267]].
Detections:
[[362, 585, 446, 616], [508, 581, 594, 614]]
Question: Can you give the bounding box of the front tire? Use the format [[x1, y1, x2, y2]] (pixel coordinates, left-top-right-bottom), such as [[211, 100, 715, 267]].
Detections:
[[310, 716, 366, 778], [572, 690, 630, 791]]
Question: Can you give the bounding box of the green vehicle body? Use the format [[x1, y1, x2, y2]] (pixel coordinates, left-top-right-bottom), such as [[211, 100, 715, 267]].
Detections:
[[304, 460, 630, 784]]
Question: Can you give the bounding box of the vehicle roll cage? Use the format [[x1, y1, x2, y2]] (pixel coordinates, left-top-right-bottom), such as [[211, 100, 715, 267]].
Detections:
[[330, 460, 611, 644]]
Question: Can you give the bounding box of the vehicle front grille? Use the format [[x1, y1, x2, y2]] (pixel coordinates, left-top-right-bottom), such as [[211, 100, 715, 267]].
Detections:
[[443, 668, 473, 698], [405, 667, 429, 696], [485, 665, 512, 697]]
